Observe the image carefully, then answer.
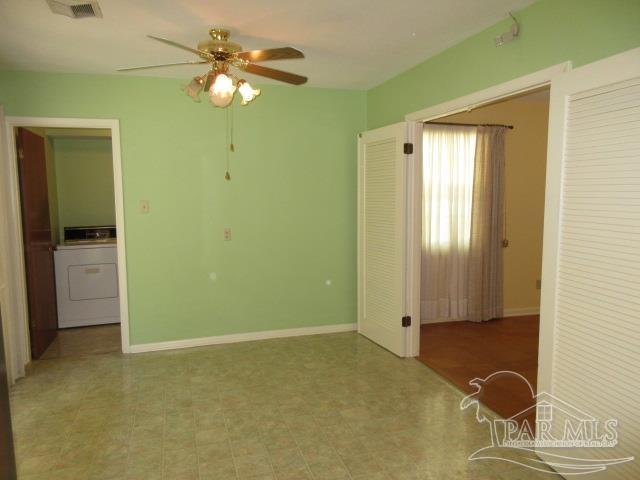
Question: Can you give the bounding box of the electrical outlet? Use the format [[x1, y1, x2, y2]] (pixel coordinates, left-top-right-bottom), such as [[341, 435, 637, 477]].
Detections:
[[139, 200, 150, 214], [223, 228, 232, 241], [536, 279, 542, 290]]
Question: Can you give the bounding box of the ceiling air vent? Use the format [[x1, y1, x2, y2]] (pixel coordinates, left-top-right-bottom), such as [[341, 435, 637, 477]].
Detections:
[[46, 0, 103, 19]]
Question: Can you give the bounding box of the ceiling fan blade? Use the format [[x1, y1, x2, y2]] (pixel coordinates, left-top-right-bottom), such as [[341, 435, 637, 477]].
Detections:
[[235, 47, 304, 62], [117, 60, 209, 72], [239, 63, 307, 85], [147, 35, 210, 58]]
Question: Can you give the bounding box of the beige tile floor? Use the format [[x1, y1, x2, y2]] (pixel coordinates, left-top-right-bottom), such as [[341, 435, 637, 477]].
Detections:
[[10, 332, 552, 480], [40, 324, 122, 359]]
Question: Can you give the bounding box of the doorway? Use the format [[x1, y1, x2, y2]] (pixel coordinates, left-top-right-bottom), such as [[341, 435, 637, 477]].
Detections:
[[416, 87, 550, 423], [358, 51, 640, 472], [15, 126, 122, 359], [0, 117, 129, 381]]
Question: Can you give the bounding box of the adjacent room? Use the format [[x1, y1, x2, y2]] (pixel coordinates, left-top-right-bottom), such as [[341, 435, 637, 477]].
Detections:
[[0, 1, 638, 479], [417, 88, 549, 425], [14, 126, 122, 360]]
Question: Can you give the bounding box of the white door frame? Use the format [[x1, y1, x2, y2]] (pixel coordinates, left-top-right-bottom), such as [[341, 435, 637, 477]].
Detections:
[[0, 116, 131, 370], [403, 61, 571, 357], [404, 121, 423, 357]]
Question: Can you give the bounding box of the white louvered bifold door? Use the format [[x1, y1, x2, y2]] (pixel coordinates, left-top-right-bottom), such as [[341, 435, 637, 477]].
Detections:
[[538, 48, 640, 478], [358, 123, 408, 357]]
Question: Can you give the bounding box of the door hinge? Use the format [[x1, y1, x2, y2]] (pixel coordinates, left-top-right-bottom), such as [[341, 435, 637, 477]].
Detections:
[[403, 142, 413, 155], [18, 148, 24, 160], [401, 315, 411, 327]]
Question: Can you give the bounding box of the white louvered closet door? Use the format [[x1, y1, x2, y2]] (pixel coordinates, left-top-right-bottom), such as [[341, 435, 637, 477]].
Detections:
[[539, 48, 640, 478], [358, 123, 409, 357]]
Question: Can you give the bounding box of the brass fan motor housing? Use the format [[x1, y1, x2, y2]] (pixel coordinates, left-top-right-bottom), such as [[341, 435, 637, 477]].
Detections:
[[197, 28, 242, 56]]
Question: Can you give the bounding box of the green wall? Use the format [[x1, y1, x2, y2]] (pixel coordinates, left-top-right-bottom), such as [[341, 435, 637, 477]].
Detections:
[[0, 71, 366, 345], [367, 0, 640, 128], [53, 137, 115, 240], [3, 0, 638, 347]]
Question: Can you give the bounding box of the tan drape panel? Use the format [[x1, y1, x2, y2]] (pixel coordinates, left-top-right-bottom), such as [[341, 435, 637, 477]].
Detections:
[[467, 126, 506, 322]]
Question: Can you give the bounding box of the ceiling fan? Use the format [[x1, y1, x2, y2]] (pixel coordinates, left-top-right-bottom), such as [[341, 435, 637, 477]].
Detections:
[[118, 28, 307, 107]]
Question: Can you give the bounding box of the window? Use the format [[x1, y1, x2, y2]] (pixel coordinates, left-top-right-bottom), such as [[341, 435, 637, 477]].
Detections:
[[537, 403, 553, 422], [422, 125, 477, 249]]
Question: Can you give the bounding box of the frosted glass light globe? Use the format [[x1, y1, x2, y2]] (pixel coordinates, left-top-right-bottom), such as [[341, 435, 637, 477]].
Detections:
[[183, 76, 204, 102], [238, 80, 261, 105], [209, 73, 236, 107]]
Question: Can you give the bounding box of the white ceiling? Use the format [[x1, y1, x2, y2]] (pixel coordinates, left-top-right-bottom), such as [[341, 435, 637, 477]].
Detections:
[[0, 0, 536, 89]]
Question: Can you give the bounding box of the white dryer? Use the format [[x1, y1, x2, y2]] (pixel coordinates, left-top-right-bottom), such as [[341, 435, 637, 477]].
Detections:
[[54, 226, 120, 328]]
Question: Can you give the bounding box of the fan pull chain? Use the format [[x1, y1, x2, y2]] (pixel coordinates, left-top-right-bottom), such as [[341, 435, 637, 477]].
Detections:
[[230, 100, 235, 153], [224, 103, 234, 181]]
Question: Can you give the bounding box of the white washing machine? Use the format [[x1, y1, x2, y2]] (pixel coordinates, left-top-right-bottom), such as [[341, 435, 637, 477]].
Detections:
[[54, 227, 120, 328]]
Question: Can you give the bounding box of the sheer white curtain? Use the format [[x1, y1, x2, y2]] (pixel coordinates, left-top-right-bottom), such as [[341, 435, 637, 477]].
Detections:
[[421, 125, 477, 322]]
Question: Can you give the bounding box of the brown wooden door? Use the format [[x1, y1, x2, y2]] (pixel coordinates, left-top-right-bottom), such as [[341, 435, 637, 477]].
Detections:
[[16, 128, 58, 359]]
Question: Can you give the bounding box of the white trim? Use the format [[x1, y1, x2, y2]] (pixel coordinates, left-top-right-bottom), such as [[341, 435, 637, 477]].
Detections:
[[356, 134, 363, 336], [1, 116, 130, 363], [58, 318, 120, 329], [405, 62, 571, 122], [129, 323, 357, 354], [420, 318, 465, 325], [0, 105, 28, 386], [503, 307, 540, 317], [419, 308, 540, 324], [405, 121, 422, 357], [1, 114, 32, 383]]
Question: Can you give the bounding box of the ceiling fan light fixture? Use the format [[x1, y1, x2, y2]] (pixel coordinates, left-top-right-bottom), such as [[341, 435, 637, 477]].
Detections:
[[237, 80, 261, 105], [209, 73, 236, 107], [183, 75, 205, 102], [120, 28, 307, 109]]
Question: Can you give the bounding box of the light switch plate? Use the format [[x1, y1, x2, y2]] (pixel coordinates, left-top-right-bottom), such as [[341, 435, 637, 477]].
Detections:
[[139, 200, 150, 214], [223, 227, 232, 241]]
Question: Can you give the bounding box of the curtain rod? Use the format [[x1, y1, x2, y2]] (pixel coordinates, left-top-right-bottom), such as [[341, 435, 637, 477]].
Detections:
[[425, 121, 514, 130]]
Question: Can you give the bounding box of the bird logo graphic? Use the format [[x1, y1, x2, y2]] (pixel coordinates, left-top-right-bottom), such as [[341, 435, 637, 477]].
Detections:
[[460, 371, 634, 475]]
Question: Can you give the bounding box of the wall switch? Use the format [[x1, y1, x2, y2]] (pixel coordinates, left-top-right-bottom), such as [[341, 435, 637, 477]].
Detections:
[[536, 279, 542, 290], [223, 227, 232, 241], [139, 200, 150, 214]]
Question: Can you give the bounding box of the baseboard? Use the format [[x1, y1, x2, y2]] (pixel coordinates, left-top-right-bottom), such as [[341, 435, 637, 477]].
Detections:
[[420, 307, 540, 324], [58, 318, 120, 329], [129, 323, 357, 354], [503, 307, 540, 317], [420, 318, 466, 325]]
